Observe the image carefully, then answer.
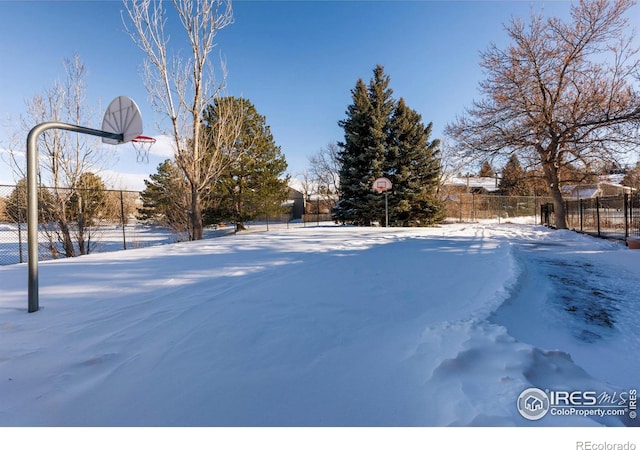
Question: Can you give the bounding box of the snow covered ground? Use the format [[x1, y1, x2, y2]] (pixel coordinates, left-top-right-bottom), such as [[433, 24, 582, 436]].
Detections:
[[1, 222, 638, 444]]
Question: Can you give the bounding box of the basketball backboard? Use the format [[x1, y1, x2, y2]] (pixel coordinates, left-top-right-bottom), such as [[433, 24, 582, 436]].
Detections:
[[372, 177, 392, 193], [101, 96, 143, 145]]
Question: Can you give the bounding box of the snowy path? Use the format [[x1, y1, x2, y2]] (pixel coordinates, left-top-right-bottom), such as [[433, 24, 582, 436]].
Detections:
[[0, 223, 638, 426]]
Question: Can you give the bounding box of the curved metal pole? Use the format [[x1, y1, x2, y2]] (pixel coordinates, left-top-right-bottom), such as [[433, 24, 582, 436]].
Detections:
[[27, 122, 122, 313]]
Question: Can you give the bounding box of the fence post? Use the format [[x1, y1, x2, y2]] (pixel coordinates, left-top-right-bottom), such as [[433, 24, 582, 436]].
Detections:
[[120, 190, 127, 250], [623, 193, 629, 239], [596, 197, 601, 237], [18, 221, 24, 264], [579, 199, 583, 232], [632, 194, 636, 236], [472, 192, 476, 222]]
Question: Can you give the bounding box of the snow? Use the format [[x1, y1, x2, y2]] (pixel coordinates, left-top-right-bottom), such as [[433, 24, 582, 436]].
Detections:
[[1, 221, 639, 444]]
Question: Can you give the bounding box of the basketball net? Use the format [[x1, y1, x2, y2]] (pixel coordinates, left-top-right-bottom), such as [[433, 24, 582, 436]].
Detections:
[[131, 136, 156, 164]]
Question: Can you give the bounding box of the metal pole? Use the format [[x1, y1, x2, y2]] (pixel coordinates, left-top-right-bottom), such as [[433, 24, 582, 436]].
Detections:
[[27, 121, 122, 313], [384, 191, 389, 227]]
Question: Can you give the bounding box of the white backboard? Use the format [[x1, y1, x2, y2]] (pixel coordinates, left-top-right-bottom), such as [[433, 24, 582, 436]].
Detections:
[[101, 96, 143, 145], [372, 177, 392, 192]]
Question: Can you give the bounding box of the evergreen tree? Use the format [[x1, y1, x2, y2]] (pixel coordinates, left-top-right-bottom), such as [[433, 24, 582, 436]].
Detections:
[[335, 65, 443, 226], [138, 159, 191, 235], [69, 173, 107, 225], [68, 172, 108, 255], [385, 98, 445, 226], [204, 97, 289, 230], [499, 154, 531, 196], [479, 161, 495, 178], [5, 179, 29, 224], [5, 179, 55, 225], [335, 65, 395, 225]]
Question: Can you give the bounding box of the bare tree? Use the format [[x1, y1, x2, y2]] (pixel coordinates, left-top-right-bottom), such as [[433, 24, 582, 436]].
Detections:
[[299, 170, 312, 197], [8, 55, 107, 257], [122, 0, 243, 240], [445, 0, 640, 228], [308, 141, 340, 201]]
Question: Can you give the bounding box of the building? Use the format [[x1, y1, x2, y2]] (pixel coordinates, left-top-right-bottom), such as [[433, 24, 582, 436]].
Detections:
[[440, 175, 501, 195], [561, 180, 632, 200]]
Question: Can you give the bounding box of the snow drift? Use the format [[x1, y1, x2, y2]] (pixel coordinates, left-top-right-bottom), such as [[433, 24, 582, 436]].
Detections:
[[0, 222, 638, 426]]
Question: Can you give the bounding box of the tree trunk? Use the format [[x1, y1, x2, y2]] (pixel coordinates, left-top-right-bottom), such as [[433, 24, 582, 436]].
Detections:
[[542, 160, 567, 229], [233, 198, 245, 232], [77, 196, 87, 255], [77, 217, 86, 255], [191, 188, 203, 240], [58, 219, 76, 257], [549, 184, 567, 229]]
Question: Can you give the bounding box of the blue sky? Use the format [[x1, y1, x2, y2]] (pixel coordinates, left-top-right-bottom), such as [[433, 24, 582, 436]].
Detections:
[[2, 0, 636, 190]]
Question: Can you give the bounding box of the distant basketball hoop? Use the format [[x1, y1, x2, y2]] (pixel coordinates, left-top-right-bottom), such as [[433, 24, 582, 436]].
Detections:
[[372, 177, 393, 227], [131, 135, 156, 163], [372, 177, 392, 193]]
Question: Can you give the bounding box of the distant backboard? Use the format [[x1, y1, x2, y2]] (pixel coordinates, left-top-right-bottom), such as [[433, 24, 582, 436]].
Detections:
[[101, 96, 143, 145], [372, 177, 392, 193]]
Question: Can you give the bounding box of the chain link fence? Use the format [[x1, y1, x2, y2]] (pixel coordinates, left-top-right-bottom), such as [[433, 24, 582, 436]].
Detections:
[[443, 193, 549, 224], [11, 184, 633, 265], [560, 193, 640, 240], [0, 184, 183, 266], [0, 183, 326, 266], [443, 192, 640, 242]]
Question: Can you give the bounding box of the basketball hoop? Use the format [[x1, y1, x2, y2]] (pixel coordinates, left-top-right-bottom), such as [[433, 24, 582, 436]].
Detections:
[[372, 177, 392, 227], [131, 135, 156, 163], [372, 177, 392, 193]]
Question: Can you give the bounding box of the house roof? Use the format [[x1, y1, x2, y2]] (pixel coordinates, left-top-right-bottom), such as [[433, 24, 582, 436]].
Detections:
[[443, 176, 500, 192], [561, 181, 631, 199]]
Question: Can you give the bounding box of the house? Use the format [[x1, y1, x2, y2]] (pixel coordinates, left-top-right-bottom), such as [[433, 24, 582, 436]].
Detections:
[[561, 180, 632, 200], [441, 175, 501, 196], [288, 178, 339, 220], [439, 176, 501, 215], [286, 187, 305, 220]]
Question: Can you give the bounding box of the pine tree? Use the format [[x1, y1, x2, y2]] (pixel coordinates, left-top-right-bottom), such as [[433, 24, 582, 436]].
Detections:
[[499, 154, 531, 196], [335, 65, 394, 225], [5, 179, 55, 225], [138, 159, 191, 234], [68, 172, 108, 255], [5, 179, 29, 224], [479, 161, 495, 177], [204, 97, 289, 230], [386, 98, 445, 226], [336, 65, 444, 226]]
